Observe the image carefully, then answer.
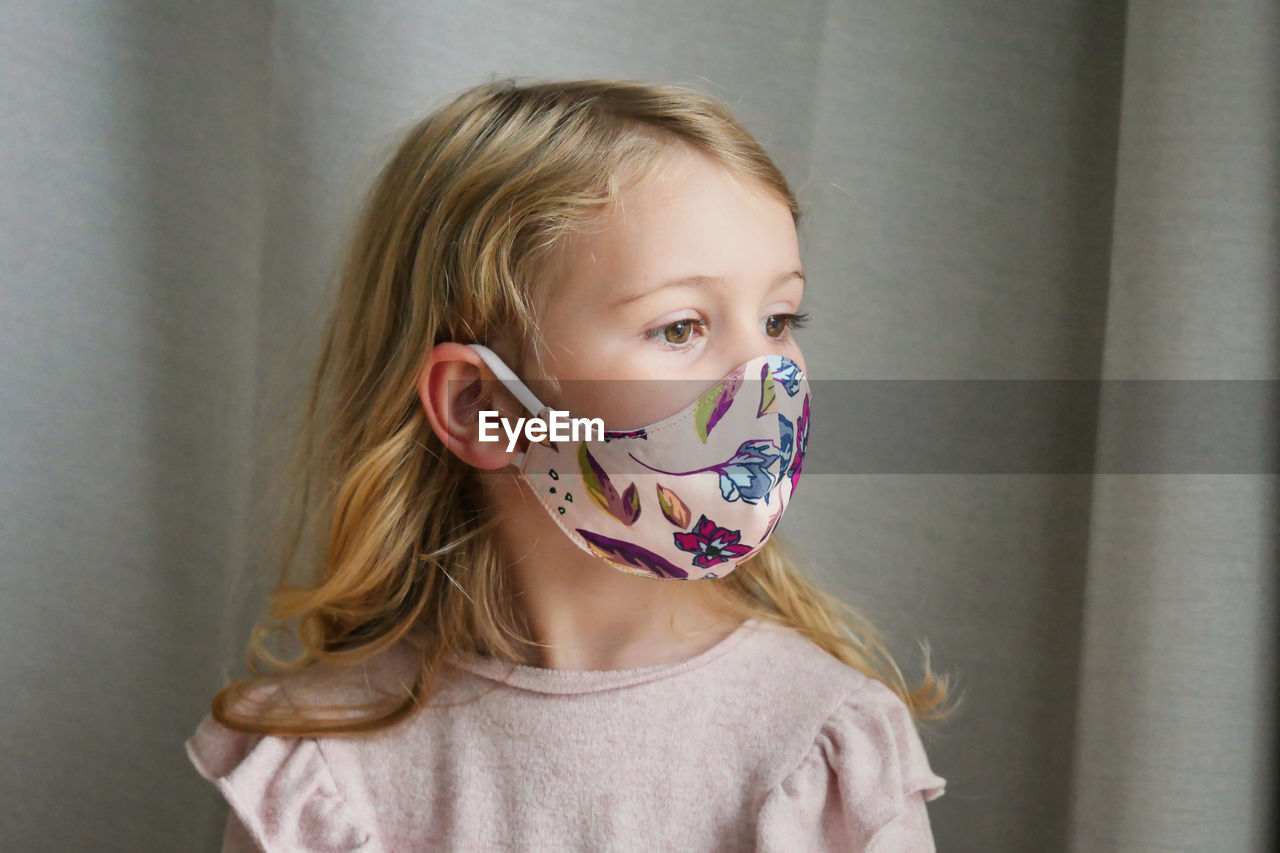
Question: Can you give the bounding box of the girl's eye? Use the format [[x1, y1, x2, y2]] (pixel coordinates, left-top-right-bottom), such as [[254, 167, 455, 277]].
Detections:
[[764, 312, 810, 338], [648, 318, 704, 345]]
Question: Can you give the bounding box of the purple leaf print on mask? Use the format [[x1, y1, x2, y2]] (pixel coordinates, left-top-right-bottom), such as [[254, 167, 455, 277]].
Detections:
[[788, 394, 809, 490], [579, 442, 640, 526], [673, 515, 754, 569], [575, 529, 689, 579]]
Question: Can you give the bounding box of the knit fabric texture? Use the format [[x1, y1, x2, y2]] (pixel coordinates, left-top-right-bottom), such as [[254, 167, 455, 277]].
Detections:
[[186, 617, 946, 851]]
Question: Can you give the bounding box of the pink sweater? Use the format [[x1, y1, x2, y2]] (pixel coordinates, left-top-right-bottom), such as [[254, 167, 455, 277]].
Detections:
[[185, 617, 946, 851]]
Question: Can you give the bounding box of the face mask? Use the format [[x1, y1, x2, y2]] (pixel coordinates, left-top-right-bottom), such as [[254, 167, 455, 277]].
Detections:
[[467, 344, 810, 580]]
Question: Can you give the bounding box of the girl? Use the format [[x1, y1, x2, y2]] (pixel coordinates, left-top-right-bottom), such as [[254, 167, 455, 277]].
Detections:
[[186, 78, 957, 852]]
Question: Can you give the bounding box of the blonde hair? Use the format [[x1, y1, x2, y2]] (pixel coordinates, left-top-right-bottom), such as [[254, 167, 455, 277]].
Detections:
[[212, 78, 960, 739]]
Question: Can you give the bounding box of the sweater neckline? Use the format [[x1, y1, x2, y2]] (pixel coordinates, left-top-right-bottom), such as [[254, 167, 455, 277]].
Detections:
[[447, 618, 760, 694]]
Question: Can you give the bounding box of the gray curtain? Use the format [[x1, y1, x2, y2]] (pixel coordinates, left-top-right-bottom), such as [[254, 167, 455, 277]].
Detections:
[[1, 2, 1274, 851]]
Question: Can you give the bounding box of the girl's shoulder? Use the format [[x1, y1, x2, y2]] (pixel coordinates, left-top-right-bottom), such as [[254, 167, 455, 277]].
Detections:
[[743, 620, 947, 850], [185, 707, 379, 851], [184, 642, 422, 852]]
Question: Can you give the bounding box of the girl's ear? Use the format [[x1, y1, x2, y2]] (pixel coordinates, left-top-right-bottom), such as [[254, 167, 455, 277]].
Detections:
[[418, 343, 524, 469]]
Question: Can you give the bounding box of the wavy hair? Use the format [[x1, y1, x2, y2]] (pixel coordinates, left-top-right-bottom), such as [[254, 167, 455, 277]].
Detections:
[[211, 78, 960, 738]]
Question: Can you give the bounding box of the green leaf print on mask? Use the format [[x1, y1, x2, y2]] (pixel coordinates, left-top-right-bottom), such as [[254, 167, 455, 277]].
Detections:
[[694, 371, 744, 443], [656, 483, 692, 528], [579, 442, 640, 525], [757, 362, 777, 417]]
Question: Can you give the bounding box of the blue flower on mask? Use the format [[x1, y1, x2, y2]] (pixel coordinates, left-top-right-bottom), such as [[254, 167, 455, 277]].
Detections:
[[776, 413, 795, 477], [631, 438, 782, 506], [766, 356, 803, 397], [712, 440, 783, 505]]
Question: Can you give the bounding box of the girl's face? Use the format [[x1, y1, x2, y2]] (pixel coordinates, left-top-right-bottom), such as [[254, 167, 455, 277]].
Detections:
[[523, 146, 807, 428]]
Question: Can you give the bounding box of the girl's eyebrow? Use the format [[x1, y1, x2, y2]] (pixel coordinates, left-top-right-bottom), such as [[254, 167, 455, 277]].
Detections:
[[611, 269, 804, 307]]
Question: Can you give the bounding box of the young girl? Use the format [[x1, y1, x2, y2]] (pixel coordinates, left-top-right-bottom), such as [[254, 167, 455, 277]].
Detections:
[[186, 78, 956, 852]]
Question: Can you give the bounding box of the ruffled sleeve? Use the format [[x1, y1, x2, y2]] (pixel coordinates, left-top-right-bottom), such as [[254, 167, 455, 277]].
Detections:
[[184, 710, 381, 852], [755, 675, 946, 852]]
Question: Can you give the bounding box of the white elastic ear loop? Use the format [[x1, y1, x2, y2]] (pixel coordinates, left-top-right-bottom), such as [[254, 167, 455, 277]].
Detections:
[[466, 343, 548, 470]]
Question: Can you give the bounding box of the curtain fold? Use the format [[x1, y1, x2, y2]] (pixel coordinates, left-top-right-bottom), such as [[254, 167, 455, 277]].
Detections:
[[1070, 2, 1279, 850]]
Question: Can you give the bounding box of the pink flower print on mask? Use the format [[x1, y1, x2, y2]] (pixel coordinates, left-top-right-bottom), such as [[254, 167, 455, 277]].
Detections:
[[673, 514, 754, 569]]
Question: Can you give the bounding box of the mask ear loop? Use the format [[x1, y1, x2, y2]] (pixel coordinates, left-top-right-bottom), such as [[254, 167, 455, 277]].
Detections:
[[466, 343, 550, 470]]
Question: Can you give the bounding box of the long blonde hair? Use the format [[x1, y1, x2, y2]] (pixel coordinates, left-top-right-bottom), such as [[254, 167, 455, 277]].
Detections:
[[212, 78, 960, 739]]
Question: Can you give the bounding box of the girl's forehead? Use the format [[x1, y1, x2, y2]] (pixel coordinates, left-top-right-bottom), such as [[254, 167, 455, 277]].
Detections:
[[548, 155, 797, 295]]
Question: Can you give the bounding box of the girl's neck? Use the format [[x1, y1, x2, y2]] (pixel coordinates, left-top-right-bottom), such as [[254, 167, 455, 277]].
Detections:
[[485, 472, 739, 671]]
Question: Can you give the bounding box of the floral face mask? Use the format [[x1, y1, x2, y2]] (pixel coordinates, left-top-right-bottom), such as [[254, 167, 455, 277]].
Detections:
[[467, 344, 810, 580]]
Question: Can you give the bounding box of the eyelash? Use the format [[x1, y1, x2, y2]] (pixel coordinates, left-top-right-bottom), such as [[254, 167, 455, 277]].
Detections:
[[775, 311, 810, 333], [645, 312, 811, 348]]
